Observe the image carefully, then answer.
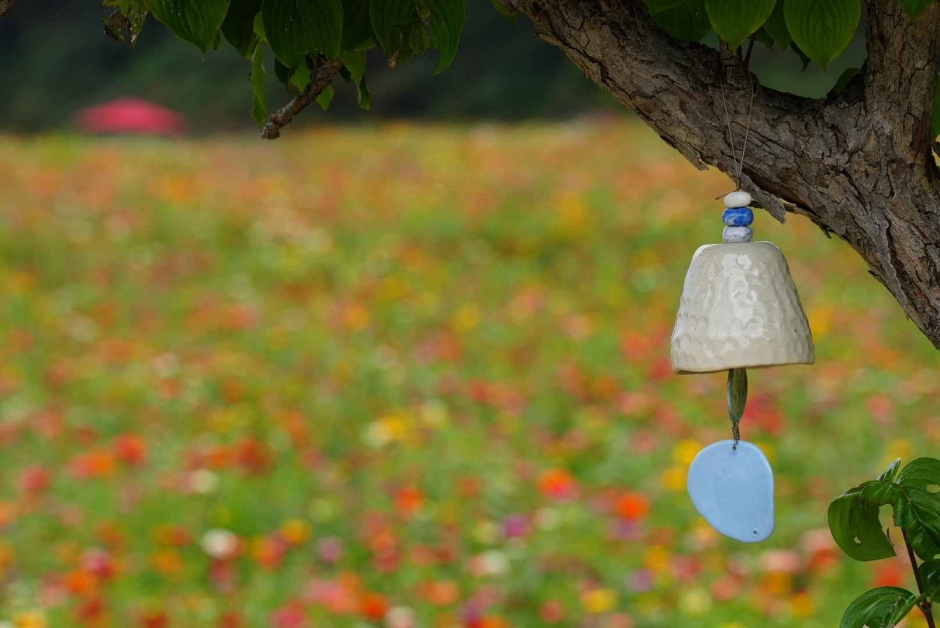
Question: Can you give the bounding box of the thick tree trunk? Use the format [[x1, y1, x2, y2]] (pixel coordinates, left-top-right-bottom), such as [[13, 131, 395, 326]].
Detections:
[[504, 0, 940, 348]]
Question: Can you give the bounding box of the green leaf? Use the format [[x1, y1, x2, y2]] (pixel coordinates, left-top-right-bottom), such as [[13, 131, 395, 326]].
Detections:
[[898, 458, 940, 490], [253, 11, 267, 40], [274, 57, 294, 85], [316, 84, 335, 110], [792, 42, 812, 69], [370, 0, 418, 56], [898, 0, 934, 18], [291, 61, 311, 90], [831, 458, 940, 563], [752, 27, 775, 49], [895, 458, 940, 560], [784, 0, 860, 67], [840, 587, 918, 628], [340, 48, 367, 81], [705, 0, 776, 49], [652, 0, 712, 41], [762, 0, 791, 48], [828, 485, 896, 561], [356, 75, 371, 109], [223, 0, 263, 56], [879, 458, 903, 483], [408, 21, 433, 56], [421, 0, 464, 73], [103, 1, 149, 47], [143, 0, 231, 52], [343, 0, 376, 50], [919, 560, 940, 599], [727, 368, 747, 426], [262, 0, 344, 68], [933, 83, 940, 139], [251, 42, 268, 128]]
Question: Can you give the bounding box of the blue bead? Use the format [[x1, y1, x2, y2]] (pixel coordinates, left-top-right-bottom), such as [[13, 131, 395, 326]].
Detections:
[[723, 207, 753, 226]]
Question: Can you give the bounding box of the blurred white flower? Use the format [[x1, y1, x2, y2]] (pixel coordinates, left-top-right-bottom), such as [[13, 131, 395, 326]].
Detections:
[[479, 549, 509, 576], [385, 606, 415, 628], [201, 528, 238, 560], [190, 469, 218, 495]]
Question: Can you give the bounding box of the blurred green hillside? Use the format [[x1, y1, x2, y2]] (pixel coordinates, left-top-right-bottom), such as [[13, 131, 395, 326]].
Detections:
[[1, 0, 866, 133]]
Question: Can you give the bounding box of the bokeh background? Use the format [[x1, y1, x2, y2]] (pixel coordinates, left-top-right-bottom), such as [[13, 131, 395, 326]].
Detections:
[[1, 2, 937, 628]]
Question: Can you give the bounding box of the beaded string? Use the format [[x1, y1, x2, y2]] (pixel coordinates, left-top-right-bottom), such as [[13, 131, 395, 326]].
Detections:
[[717, 82, 757, 245]]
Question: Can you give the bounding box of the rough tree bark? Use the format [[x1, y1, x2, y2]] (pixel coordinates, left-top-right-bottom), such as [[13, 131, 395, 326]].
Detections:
[[501, 0, 940, 349]]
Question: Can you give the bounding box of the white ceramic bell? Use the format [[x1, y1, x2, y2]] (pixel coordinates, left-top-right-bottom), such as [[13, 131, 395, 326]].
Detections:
[[670, 198, 815, 374]]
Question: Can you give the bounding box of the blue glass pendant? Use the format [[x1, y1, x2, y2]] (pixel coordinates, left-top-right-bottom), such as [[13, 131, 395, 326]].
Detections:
[[687, 440, 774, 542]]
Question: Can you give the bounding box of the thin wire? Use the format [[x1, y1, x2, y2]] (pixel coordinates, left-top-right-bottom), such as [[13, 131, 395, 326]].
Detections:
[[718, 82, 739, 187], [735, 84, 757, 190]]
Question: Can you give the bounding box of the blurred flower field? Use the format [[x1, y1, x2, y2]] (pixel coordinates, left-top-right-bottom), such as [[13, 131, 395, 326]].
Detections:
[[0, 120, 939, 627]]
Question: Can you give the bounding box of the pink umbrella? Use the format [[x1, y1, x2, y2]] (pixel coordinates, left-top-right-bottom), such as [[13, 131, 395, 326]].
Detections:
[[75, 98, 186, 136]]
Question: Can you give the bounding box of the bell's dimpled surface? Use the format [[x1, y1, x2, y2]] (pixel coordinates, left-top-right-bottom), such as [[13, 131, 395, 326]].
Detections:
[[687, 440, 774, 542]]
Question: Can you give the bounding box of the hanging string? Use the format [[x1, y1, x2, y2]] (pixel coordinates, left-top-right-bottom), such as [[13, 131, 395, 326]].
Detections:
[[735, 85, 757, 189], [719, 81, 739, 185], [716, 79, 758, 196]]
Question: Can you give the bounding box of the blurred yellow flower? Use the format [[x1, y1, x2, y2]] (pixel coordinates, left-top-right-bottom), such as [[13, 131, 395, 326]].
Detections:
[[280, 518, 311, 545], [153, 549, 185, 576], [555, 194, 590, 235], [660, 466, 686, 492], [453, 304, 482, 332], [13, 612, 45, 628], [673, 439, 702, 466], [887, 439, 914, 464], [342, 304, 370, 331], [380, 275, 409, 301], [8, 271, 35, 295], [581, 588, 617, 614], [790, 591, 815, 618], [761, 571, 792, 596], [643, 545, 671, 573], [364, 413, 413, 448], [808, 305, 833, 338]]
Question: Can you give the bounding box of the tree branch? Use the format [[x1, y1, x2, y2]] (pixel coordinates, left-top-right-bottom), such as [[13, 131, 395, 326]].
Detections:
[[260, 58, 344, 140], [511, 0, 940, 348], [865, 0, 940, 169], [904, 528, 937, 628]]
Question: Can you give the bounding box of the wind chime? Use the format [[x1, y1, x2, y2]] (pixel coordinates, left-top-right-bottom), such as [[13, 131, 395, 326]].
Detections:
[[671, 85, 815, 543]]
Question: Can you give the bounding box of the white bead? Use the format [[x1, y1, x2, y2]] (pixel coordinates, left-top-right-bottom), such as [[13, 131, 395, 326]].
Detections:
[[723, 191, 752, 208], [723, 226, 753, 243]]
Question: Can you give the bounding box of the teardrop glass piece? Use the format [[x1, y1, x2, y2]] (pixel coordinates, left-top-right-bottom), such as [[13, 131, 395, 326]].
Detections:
[[687, 440, 774, 542]]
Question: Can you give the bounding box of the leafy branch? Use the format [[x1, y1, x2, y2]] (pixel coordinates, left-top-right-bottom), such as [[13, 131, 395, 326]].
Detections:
[[829, 458, 940, 627], [93, 0, 466, 138], [260, 58, 344, 139]]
